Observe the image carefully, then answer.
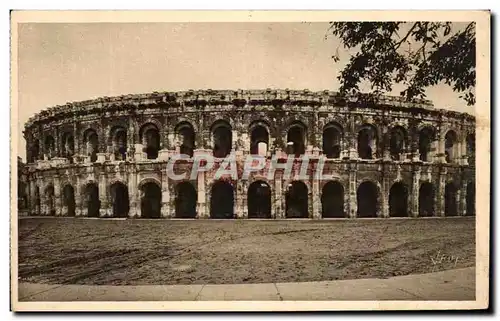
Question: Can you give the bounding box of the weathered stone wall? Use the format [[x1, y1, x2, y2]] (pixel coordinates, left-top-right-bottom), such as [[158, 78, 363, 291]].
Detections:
[[22, 89, 476, 219]]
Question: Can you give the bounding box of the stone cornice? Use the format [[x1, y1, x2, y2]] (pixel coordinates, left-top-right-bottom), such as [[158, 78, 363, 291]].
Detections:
[[24, 89, 475, 131]]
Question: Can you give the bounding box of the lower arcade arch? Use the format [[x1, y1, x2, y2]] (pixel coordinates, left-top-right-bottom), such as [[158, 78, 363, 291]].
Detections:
[[247, 181, 272, 219], [285, 181, 308, 218], [357, 181, 378, 218], [175, 181, 197, 218], [44, 185, 55, 216], [140, 182, 162, 218], [466, 182, 475, 216], [210, 181, 234, 219], [389, 182, 408, 217], [419, 182, 435, 217], [62, 185, 76, 217], [321, 181, 344, 218], [444, 182, 458, 217], [85, 183, 100, 218], [110, 182, 130, 218]]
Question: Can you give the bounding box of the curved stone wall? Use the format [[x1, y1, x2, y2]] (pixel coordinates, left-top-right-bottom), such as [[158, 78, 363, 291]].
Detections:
[[22, 89, 476, 219]]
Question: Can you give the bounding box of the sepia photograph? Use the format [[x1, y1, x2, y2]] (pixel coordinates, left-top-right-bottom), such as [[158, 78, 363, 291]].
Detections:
[[10, 10, 490, 311]]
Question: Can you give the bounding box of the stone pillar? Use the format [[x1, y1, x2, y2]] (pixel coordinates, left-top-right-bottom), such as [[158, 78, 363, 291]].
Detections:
[[312, 175, 321, 219], [28, 178, 37, 215], [456, 182, 463, 217], [274, 173, 284, 219], [128, 168, 138, 218], [98, 174, 109, 217], [235, 180, 246, 218], [196, 171, 207, 218], [380, 178, 389, 218], [459, 180, 468, 216], [410, 167, 421, 217], [436, 170, 446, 217], [437, 130, 446, 163], [75, 176, 82, 216], [347, 165, 357, 218], [161, 168, 171, 218], [54, 175, 62, 216]]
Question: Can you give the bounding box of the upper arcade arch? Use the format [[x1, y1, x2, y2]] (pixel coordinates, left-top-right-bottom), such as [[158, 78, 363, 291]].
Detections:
[[211, 120, 232, 158], [323, 122, 343, 159], [139, 123, 161, 160]]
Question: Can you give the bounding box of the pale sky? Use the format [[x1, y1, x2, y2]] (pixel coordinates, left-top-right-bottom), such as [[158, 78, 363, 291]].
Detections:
[[16, 22, 473, 161]]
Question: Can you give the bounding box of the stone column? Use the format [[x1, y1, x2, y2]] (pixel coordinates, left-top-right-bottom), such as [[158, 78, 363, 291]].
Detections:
[[274, 173, 284, 219], [98, 173, 109, 217], [75, 175, 82, 216], [410, 167, 421, 217], [456, 182, 463, 217], [28, 178, 37, 215], [73, 122, 80, 157], [161, 168, 171, 218], [53, 175, 62, 216], [234, 180, 245, 218], [197, 171, 208, 218], [436, 170, 446, 217], [437, 130, 446, 163], [380, 177, 389, 218], [347, 165, 357, 218], [459, 179, 468, 216], [311, 174, 321, 219], [128, 167, 138, 218]]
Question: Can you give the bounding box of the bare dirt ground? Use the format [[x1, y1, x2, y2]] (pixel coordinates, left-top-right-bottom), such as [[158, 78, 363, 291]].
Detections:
[[18, 217, 475, 285]]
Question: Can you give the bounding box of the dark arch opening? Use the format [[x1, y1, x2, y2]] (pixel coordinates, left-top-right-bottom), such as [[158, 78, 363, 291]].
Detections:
[[323, 124, 342, 158], [44, 185, 55, 216], [248, 181, 271, 218], [85, 183, 100, 217], [44, 135, 55, 159], [84, 130, 99, 163], [62, 185, 76, 217], [111, 182, 129, 218], [466, 134, 475, 165], [285, 181, 308, 218], [30, 143, 40, 163], [34, 186, 41, 216], [287, 124, 306, 157], [250, 125, 269, 156], [357, 181, 378, 218], [321, 181, 344, 218], [141, 182, 162, 218], [61, 133, 75, 162], [389, 182, 408, 217], [444, 183, 458, 216], [110, 127, 128, 161], [212, 121, 232, 158], [141, 125, 161, 160], [358, 125, 377, 159], [419, 182, 434, 217], [419, 127, 434, 162], [176, 123, 196, 157], [175, 181, 197, 218], [389, 127, 406, 161], [466, 182, 475, 216], [210, 181, 234, 219], [445, 131, 457, 163]]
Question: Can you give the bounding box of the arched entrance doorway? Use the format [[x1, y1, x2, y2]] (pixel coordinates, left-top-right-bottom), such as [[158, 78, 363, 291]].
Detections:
[[321, 181, 344, 218], [140, 182, 162, 218], [444, 182, 458, 216], [285, 181, 308, 218], [247, 181, 271, 218], [85, 183, 100, 217], [357, 181, 378, 218], [110, 182, 129, 218], [389, 182, 408, 217], [175, 181, 197, 218], [466, 182, 475, 216], [62, 185, 76, 217], [419, 182, 434, 217], [286, 123, 306, 157], [210, 181, 234, 219]]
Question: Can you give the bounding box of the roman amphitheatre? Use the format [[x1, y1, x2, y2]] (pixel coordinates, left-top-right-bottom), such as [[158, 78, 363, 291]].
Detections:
[[17, 89, 476, 285]]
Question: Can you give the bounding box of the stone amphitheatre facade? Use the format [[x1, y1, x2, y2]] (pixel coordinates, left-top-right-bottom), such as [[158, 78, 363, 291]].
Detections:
[[19, 89, 476, 219]]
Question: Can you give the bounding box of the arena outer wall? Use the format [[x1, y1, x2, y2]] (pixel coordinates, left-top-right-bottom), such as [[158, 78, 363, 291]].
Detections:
[[20, 89, 476, 219]]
